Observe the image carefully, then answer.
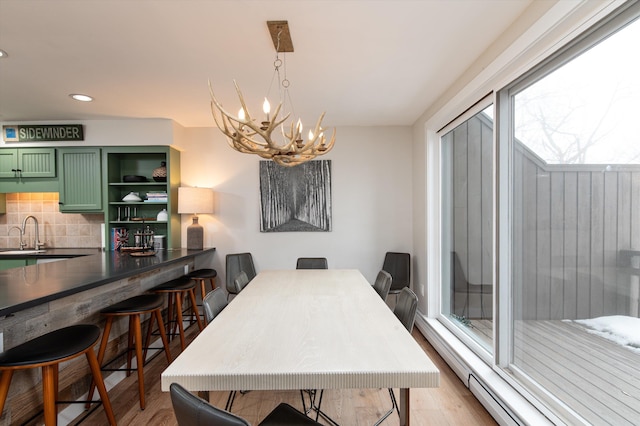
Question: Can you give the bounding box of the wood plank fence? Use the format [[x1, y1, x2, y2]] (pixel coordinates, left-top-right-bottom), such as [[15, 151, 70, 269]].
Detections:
[[448, 113, 640, 320]]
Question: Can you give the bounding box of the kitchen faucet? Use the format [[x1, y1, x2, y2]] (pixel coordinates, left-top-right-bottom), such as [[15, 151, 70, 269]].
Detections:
[[21, 215, 45, 250], [8, 226, 26, 249]]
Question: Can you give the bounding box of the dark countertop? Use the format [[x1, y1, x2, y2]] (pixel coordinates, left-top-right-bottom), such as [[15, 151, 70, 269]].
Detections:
[[0, 248, 101, 258], [0, 248, 216, 317]]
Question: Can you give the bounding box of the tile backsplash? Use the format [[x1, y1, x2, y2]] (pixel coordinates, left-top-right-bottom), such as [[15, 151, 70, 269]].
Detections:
[[0, 193, 104, 249]]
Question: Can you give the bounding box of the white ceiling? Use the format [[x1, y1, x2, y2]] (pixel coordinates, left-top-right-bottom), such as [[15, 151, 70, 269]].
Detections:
[[0, 0, 533, 129]]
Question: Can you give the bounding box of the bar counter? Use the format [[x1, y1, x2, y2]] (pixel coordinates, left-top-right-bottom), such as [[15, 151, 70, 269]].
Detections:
[[0, 247, 216, 424], [0, 248, 216, 317]]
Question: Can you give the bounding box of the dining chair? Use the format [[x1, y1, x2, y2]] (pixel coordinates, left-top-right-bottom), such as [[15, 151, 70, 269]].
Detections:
[[296, 257, 328, 269], [226, 253, 257, 300], [170, 383, 321, 426], [393, 287, 418, 332], [382, 252, 410, 302], [374, 286, 418, 425], [372, 270, 392, 301], [203, 287, 228, 324], [201, 286, 245, 412], [295, 256, 334, 423], [231, 271, 250, 295]]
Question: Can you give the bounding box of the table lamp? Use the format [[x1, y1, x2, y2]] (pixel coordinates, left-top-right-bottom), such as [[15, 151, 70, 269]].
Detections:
[[178, 187, 214, 250]]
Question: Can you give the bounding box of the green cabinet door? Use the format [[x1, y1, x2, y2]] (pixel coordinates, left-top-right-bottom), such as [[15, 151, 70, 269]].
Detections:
[[0, 149, 19, 178], [58, 148, 103, 212], [19, 148, 56, 177], [0, 148, 56, 178]]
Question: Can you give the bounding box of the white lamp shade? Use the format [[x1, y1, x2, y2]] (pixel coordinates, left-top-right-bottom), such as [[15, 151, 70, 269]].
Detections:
[[178, 187, 214, 215]]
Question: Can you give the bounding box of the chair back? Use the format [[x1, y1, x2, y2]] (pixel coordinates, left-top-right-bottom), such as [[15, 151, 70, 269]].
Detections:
[[372, 270, 392, 301], [170, 382, 250, 426], [382, 252, 410, 292], [226, 253, 256, 295], [203, 288, 228, 323], [296, 257, 328, 269], [233, 271, 250, 294], [393, 287, 418, 332]]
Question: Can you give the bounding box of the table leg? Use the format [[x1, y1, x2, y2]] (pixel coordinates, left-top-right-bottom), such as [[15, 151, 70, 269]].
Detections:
[[399, 388, 410, 426]]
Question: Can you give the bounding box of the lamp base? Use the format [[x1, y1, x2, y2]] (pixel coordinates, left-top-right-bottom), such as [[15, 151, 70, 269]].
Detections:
[[186, 216, 204, 250]]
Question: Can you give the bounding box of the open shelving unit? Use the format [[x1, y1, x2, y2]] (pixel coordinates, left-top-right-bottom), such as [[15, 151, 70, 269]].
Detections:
[[103, 146, 181, 250]]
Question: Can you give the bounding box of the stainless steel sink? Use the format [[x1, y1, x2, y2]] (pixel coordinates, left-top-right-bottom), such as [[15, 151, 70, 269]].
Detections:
[[0, 250, 47, 255]]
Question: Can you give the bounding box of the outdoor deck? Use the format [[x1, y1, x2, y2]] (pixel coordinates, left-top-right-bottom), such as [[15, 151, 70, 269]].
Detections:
[[513, 320, 640, 425]]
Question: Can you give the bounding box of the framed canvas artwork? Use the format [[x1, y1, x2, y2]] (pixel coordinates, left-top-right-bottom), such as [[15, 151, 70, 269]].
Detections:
[[259, 160, 332, 232]]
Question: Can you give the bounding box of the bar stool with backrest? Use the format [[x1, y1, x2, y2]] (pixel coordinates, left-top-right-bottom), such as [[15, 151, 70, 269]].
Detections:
[[88, 293, 172, 410], [153, 275, 204, 351], [0, 324, 117, 425]]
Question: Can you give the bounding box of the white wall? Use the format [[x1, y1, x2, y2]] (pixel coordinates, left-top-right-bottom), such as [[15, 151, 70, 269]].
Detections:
[[0, 118, 175, 148], [176, 125, 413, 288]]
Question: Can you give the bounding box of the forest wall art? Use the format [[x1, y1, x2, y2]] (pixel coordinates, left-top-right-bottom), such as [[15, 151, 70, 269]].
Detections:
[[259, 160, 332, 232]]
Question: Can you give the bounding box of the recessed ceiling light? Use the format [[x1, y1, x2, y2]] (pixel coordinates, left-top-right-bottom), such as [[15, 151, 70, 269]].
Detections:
[[0, 50, 8, 58], [70, 94, 93, 102]]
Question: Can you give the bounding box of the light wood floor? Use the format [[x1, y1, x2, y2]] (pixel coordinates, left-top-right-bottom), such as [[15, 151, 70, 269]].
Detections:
[[68, 323, 497, 426]]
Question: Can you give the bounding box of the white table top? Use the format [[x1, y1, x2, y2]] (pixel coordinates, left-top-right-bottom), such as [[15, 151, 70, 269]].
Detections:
[[161, 269, 439, 392]]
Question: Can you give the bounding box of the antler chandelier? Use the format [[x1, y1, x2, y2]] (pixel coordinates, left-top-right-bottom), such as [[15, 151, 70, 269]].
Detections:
[[209, 21, 335, 167]]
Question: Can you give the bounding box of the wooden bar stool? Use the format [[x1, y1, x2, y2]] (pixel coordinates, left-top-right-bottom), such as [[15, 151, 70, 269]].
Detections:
[[0, 324, 116, 425], [187, 268, 218, 301], [89, 293, 172, 410], [153, 276, 204, 351]]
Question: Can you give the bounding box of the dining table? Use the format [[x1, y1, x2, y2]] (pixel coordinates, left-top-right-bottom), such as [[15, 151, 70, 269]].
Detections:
[[161, 269, 440, 426]]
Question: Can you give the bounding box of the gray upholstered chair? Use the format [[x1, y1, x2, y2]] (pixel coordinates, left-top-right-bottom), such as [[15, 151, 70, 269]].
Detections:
[[226, 253, 256, 300], [382, 252, 410, 301], [393, 287, 418, 332], [375, 287, 419, 425], [231, 271, 250, 294], [170, 383, 320, 426], [372, 270, 392, 301], [171, 382, 248, 426], [296, 257, 328, 269], [203, 287, 228, 324]]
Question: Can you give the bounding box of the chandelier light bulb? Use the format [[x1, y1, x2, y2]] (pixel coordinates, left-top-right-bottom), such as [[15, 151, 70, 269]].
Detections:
[[263, 98, 271, 119], [238, 108, 245, 121]]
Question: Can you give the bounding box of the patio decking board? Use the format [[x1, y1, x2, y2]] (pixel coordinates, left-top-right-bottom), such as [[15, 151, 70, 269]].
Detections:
[[514, 320, 640, 425]]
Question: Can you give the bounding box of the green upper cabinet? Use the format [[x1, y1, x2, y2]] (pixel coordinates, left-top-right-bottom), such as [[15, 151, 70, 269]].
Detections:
[[58, 148, 103, 212], [0, 148, 56, 178]]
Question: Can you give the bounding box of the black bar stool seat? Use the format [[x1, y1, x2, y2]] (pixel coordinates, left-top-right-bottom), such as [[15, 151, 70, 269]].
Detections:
[[102, 293, 168, 314], [187, 268, 217, 300], [88, 293, 172, 410], [0, 324, 116, 425], [153, 276, 204, 351]]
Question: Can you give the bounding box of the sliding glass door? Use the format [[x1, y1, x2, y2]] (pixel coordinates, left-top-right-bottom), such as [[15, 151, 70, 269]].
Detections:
[[437, 3, 640, 423], [441, 104, 494, 353], [505, 10, 640, 424]]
